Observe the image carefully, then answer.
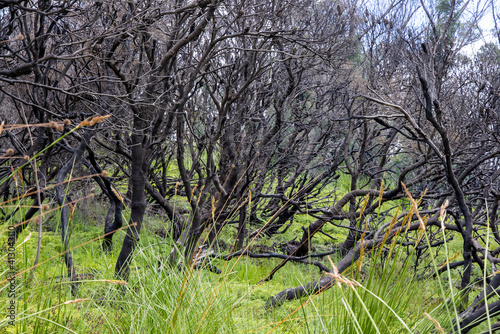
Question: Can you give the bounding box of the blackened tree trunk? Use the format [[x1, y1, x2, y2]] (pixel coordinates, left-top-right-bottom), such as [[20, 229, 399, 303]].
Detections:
[[115, 115, 148, 281], [14, 192, 45, 240], [55, 128, 94, 294], [81, 149, 124, 252]]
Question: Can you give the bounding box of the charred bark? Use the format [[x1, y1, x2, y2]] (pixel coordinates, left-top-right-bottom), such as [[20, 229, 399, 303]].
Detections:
[[55, 128, 94, 295], [115, 116, 148, 281], [82, 148, 124, 252], [14, 192, 45, 240]]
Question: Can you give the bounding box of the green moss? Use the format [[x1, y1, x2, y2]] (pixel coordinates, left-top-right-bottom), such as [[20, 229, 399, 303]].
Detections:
[[0, 200, 493, 333]]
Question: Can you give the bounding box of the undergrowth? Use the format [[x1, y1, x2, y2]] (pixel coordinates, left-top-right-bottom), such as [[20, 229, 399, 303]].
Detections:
[[0, 164, 496, 333], [1, 201, 489, 333]]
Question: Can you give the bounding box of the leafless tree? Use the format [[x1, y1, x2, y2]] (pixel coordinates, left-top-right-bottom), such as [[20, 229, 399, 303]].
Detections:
[[1, 0, 500, 331]]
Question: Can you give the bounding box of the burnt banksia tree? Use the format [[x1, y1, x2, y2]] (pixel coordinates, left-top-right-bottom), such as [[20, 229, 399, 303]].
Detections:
[[1, 0, 500, 331]]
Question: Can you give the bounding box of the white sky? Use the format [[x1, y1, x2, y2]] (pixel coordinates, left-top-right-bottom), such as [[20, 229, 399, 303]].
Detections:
[[369, 0, 499, 54], [462, 0, 498, 54]]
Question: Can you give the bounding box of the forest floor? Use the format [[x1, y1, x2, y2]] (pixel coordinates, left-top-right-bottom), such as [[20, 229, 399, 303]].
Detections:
[[0, 199, 489, 333]]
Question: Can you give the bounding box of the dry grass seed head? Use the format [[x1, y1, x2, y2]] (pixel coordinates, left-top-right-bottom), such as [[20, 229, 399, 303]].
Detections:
[[80, 115, 111, 127], [424, 312, 444, 334], [439, 200, 449, 230], [326, 256, 360, 289]]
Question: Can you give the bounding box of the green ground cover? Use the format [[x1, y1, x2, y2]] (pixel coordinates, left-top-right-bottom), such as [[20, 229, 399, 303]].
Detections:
[[2, 195, 492, 333]]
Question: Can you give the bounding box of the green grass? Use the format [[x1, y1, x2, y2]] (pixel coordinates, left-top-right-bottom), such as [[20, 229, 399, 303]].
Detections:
[[0, 183, 497, 333], [0, 206, 458, 333]]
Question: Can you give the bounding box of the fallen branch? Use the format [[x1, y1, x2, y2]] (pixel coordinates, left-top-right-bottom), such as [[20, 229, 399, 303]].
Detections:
[[267, 220, 425, 308]]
